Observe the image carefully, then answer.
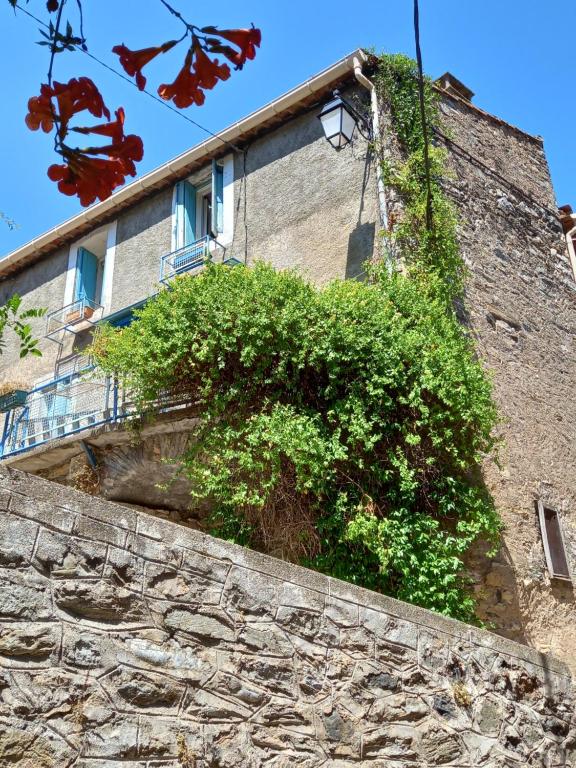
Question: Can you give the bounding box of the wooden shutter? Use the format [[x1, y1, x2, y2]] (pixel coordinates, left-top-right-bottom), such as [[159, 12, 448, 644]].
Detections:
[[537, 501, 571, 580], [75, 247, 99, 303], [175, 181, 197, 249], [211, 160, 224, 234]]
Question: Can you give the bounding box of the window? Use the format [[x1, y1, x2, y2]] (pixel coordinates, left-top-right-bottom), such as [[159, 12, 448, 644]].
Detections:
[[64, 223, 116, 317], [75, 247, 103, 306], [197, 182, 212, 239], [173, 157, 228, 251], [537, 501, 571, 581]]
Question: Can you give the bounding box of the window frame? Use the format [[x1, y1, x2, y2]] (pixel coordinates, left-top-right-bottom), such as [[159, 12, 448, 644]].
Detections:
[[64, 222, 116, 316], [536, 500, 572, 582]]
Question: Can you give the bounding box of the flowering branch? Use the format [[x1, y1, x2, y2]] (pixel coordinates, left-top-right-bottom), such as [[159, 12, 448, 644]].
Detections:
[[10, 0, 261, 206]]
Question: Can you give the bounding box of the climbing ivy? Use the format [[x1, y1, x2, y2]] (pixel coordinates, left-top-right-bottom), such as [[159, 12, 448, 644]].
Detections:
[[91, 53, 501, 624], [376, 54, 463, 301]]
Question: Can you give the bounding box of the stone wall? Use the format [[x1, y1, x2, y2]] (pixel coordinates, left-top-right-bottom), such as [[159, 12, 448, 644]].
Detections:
[[0, 465, 573, 767], [432, 91, 576, 664]]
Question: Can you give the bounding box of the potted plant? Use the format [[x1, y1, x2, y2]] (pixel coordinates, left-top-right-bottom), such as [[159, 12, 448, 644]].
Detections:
[[0, 381, 30, 412]]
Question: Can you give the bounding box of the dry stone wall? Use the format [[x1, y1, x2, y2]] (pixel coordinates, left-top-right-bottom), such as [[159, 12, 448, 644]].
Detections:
[[0, 466, 574, 767]]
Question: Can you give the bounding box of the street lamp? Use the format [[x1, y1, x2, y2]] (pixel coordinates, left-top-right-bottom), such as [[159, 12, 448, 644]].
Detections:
[[318, 90, 371, 149]]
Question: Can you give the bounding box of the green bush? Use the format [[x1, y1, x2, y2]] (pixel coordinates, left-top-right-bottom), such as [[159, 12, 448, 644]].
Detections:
[[93, 262, 499, 622]]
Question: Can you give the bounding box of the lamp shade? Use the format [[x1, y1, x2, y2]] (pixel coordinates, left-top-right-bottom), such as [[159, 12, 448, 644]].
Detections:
[[318, 95, 358, 149]]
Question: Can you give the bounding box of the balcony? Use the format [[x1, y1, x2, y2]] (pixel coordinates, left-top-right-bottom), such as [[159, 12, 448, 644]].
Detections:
[[45, 298, 103, 341], [0, 371, 126, 459], [160, 236, 228, 283]]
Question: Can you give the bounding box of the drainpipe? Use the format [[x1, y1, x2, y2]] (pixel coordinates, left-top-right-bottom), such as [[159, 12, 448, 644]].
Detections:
[[352, 56, 391, 270]]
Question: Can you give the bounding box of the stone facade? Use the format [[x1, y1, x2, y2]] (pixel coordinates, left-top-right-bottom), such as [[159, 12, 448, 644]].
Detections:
[[429, 92, 576, 665], [0, 465, 574, 767]]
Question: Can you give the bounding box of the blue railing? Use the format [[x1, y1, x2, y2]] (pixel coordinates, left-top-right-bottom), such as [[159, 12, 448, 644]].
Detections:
[[160, 236, 228, 283], [0, 370, 132, 459], [0, 238, 243, 460], [46, 297, 103, 339]]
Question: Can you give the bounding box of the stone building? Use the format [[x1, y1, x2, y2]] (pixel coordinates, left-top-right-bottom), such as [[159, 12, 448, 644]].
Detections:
[[0, 48, 575, 676]]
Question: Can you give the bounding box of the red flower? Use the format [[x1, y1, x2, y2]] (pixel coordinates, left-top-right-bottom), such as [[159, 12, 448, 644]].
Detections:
[[203, 42, 245, 71], [158, 49, 205, 108], [85, 132, 144, 177], [48, 154, 124, 206], [48, 135, 143, 207], [72, 107, 126, 144], [25, 78, 110, 139], [113, 40, 177, 91], [25, 84, 55, 133], [203, 25, 261, 69], [52, 77, 110, 134], [192, 40, 230, 90]]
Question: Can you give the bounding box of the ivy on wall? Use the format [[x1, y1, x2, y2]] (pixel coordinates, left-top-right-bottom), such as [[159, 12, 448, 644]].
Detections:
[[376, 53, 463, 303], [92, 54, 501, 623]]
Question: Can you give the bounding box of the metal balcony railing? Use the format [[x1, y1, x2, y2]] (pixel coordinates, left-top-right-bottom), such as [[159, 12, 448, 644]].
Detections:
[[46, 298, 103, 339], [160, 236, 227, 283], [0, 370, 133, 459]]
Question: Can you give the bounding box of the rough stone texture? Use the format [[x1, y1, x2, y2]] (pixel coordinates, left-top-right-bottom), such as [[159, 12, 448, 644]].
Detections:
[[430, 92, 576, 666], [0, 465, 574, 767]]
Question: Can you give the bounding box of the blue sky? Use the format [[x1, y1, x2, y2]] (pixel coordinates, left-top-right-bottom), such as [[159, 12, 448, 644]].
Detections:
[[1, 0, 575, 255]]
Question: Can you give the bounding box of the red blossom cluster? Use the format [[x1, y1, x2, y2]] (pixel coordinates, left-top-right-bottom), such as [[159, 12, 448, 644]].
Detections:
[[19, 0, 261, 207], [113, 25, 261, 108], [26, 79, 143, 206]]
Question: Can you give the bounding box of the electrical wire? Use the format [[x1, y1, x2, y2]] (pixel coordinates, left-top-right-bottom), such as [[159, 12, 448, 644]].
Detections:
[[14, 2, 242, 153], [413, 0, 433, 231]]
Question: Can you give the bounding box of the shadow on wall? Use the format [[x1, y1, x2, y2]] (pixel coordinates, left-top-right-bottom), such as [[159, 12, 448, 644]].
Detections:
[[468, 537, 528, 647], [345, 221, 375, 280]]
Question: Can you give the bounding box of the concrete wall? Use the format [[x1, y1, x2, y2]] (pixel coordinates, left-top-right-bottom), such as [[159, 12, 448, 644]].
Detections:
[[228, 92, 379, 284], [0, 247, 74, 386], [430, 94, 576, 664], [111, 189, 173, 314], [0, 464, 573, 767]]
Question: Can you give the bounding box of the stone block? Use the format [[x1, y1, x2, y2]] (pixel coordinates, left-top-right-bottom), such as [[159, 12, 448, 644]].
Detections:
[[54, 578, 145, 623], [0, 515, 38, 567], [0, 622, 59, 662], [0, 568, 52, 620]]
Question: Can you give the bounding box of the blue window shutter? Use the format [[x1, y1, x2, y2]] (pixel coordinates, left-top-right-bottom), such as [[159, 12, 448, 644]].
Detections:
[[75, 247, 99, 303], [175, 181, 197, 249], [211, 160, 224, 234]]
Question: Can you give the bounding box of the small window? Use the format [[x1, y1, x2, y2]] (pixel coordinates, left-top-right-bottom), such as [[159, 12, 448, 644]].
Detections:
[[537, 501, 571, 581], [173, 160, 225, 251], [74, 227, 109, 307]]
